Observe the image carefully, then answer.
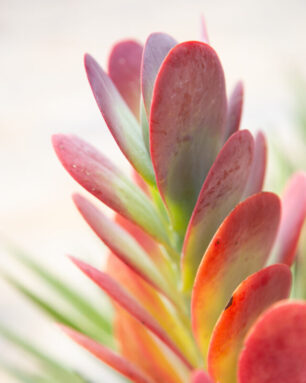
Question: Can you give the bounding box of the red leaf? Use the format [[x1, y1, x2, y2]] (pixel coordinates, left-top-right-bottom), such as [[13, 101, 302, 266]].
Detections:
[[208, 264, 291, 383], [238, 300, 306, 383], [191, 192, 281, 359], [150, 41, 227, 235], [182, 130, 254, 291]]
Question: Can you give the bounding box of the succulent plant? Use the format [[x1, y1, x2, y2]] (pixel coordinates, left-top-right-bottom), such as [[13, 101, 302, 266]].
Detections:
[[2, 20, 306, 383]]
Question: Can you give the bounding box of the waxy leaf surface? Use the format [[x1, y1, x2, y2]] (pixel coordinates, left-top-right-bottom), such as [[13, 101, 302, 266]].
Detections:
[[238, 301, 306, 383], [243, 131, 267, 198], [53, 134, 167, 244], [182, 130, 254, 291], [61, 326, 154, 383], [208, 264, 291, 383], [141, 32, 177, 118], [191, 192, 281, 360], [70, 257, 194, 370], [85, 54, 154, 183], [108, 40, 143, 118], [270, 172, 306, 265], [190, 370, 213, 383], [150, 41, 227, 235], [223, 82, 244, 141]]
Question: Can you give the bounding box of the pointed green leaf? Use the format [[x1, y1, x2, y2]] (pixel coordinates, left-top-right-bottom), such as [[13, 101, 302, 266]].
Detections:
[[52, 134, 168, 245], [85, 54, 154, 183]]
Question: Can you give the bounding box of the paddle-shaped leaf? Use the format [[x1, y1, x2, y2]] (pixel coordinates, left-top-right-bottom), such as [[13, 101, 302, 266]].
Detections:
[[70, 257, 194, 370], [238, 301, 306, 383], [181, 130, 254, 291], [223, 81, 244, 141], [61, 325, 154, 383], [73, 194, 172, 300], [191, 192, 281, 360], [115, 308, 186, 383], [150, 41, 227, 236], [269, 172, 306, 265], [85, 54, 154, 183], [190, 370, 213, 383], [108, 40, 143, 118], [141, 32, 177, 118], [52, 134, 167, 244], [107, 254, 199, 367], [243, 131, 267, 198], [208, 264, 291, 383]]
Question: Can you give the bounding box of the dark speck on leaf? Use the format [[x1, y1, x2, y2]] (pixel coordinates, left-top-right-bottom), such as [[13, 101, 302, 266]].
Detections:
[[225, 296, 233, 310]]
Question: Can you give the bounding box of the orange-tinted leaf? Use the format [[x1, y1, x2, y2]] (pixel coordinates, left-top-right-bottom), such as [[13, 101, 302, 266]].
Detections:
[[150, 41, 227, 236], [115, 309, 186, 383], [182, 130, 254, 291], [238, 301, 306, 383], [208, 264, 291, 383], [191, 192, 281, 360], [270, 172, 306, 265], [107, 254, 199, 367], [108, 40, 143, 118], [61, 325, 154, 383], [243, 131, 267, 197], [70, 257, 194, 370]]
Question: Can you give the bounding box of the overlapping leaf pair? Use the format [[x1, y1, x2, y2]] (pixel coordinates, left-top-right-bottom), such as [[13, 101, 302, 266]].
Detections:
[[2, 20, 306, 383]]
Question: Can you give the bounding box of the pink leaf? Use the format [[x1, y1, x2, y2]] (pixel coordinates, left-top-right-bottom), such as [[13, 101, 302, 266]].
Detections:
[[141, 32, 177, 117], [150, 41, 227, 236], [270, 172, 306, 265], [108, 40, 143, 118], [190, 370, 213, 383], [223, 81, 244, 140], [243, 131, 267, 197], [238, 300, 306, 383]]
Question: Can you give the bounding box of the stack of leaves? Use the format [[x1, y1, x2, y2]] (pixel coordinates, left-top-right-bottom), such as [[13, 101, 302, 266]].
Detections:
[[2, 21, 306, 383]]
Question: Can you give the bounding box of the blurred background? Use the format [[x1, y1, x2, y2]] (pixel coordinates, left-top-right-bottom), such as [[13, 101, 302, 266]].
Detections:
[[1, 0, 306, 381]]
